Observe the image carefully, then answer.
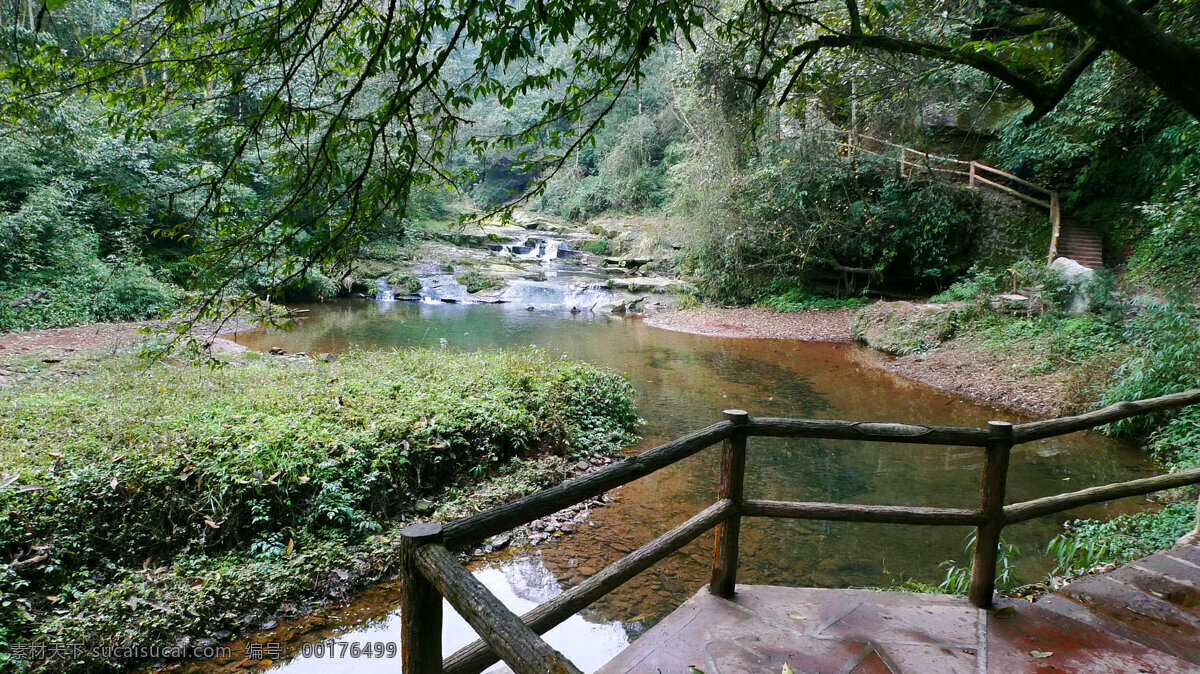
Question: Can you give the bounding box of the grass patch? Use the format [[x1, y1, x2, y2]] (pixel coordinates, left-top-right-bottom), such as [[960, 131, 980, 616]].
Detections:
[[758, 288, 866, 313], [1047, 503, 1197, 578], [581, 239, 611, 256], [457, 270, 499, 294], [0, 348, 638, 670]]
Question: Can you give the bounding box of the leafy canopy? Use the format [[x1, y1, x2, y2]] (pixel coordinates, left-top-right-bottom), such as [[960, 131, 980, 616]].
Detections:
[[5, 0, 1200, 326]]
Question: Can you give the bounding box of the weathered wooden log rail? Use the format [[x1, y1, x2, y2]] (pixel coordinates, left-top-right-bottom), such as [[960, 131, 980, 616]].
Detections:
[[400, 390, 1200, 674], [813, 128, 1064, 265]]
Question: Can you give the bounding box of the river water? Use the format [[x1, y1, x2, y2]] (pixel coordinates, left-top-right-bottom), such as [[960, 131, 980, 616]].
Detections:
[[204, 299, 1155, 672]]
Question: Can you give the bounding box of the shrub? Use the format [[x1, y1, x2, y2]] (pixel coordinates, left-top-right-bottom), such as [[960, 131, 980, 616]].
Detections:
[[1047, 503, 1197, 578], [758, 287, 866, 312], [1148, 406, 1200, 470], [582, 239, 611, 256], [929, 265, 1003, 303], [386, 270, 422, 295], [0, 260, 183, 332], [1100, 299, 1200, 436], [684, 149, 984, 304], [0, 348, 638, 663], [457, 271, 498, 293]]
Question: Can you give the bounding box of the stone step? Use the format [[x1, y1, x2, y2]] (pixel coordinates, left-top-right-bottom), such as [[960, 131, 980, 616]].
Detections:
[[988, 598, 1198, 672], [1030, 555, 1200, 665]]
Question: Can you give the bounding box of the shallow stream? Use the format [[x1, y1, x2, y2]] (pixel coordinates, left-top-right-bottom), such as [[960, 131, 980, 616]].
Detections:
[[202, 300, 1155, 672]]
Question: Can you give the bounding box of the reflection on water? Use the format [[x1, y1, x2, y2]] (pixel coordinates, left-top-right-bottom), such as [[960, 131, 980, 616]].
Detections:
[[261, 558, 627, 674], [221, 300, 1156, 672]]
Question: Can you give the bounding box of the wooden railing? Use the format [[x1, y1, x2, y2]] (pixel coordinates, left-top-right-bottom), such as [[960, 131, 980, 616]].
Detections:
[[819, 130, 1063, 264], [399, 390, 1200, 674]]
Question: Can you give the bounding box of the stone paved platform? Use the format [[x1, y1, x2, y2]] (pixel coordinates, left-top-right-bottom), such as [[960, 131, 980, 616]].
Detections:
[[597, 540, 1200, 673]]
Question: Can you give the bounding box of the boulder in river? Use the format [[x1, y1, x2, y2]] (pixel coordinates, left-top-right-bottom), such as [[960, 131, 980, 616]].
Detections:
[[850, 301, 960, 355]]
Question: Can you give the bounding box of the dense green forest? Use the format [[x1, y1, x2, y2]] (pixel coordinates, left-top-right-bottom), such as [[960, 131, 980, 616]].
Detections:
[[3, 0, 1200, 669], [2, 0, 1198, 332]]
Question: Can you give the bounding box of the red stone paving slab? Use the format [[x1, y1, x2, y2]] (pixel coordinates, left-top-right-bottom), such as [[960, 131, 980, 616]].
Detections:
[[1165, 544, 1200, 568], [1032, 592, 1200, 666], [596, 542, 1200, 674], [1129, 554, 1200, 592], [813, 589, 979, 648], [1049, 573, 1200, 662], [987, 598, 1199, 673], [596, 586, 980, 674]]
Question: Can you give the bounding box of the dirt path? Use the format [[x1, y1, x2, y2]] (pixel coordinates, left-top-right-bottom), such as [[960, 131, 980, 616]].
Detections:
[[646, 307, 1068, 417], [0, 318, 250, 385]]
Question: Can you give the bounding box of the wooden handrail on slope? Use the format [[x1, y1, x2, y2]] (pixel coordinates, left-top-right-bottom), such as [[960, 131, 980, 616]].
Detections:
[[817, 129, 1064, 264], [400, 389, 1200, 674]]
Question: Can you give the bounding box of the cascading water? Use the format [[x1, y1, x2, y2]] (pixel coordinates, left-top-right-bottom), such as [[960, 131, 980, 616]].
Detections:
[[500, 279, 612, 310], [418, 275, 474, 304], [376, 277, 395, 301], [539, 239, 561, 261]]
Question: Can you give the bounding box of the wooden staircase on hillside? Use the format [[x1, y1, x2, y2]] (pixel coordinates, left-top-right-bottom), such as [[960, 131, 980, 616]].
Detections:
[[817, 129, 1097, 269], [1054, 220, 1105, 269]]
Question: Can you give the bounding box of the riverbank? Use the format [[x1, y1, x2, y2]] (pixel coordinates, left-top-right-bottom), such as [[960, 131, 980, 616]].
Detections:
[[0, 316, 253, 386], [645, 306, 1068, 416], [0, 348, 639, 672]]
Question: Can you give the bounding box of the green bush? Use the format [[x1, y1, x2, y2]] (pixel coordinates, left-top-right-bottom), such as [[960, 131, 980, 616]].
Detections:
[[386, 270, 422, 295], [244, 267, 341, 302], [758, 287, 866, 312], [684, 149, 984, 304], [1100, 299, 1200, 436], [0, 348, 638, 660], [1047, 503, 1197, 578], [0, 261, 183, 332], [457, 270, 499, 293], [1148, 406, 1200, 470], [582, 239, 611, 256], [929, 266, 1003, 303]]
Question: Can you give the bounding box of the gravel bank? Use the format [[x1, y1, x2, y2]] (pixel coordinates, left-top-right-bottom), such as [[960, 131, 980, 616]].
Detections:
[[644, 307, 857, 342], [646, 306, 1066, 417]]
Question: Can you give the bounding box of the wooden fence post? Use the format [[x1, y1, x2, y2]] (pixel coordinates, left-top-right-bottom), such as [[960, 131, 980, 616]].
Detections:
[[1194, 488, 1200, 537], [711, 409, 749, 598], [1047, 191, 1061, 265], [969, 161, 976, 187], [968, 421, 1014, 608], [401, 522, 445, 674]]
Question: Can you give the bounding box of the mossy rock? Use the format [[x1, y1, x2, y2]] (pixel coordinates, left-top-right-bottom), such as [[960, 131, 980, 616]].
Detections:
[[457, 270, 499, 293], [850, 301, 961, 355], [386, 270, 422, 295]]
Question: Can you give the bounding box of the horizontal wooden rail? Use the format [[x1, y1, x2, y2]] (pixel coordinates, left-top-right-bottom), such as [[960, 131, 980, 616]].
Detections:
[[971, 162, 1052, 197], [1013, 389, 1200, 443], [970, 174, 1051, 209], [414, 542, 584, 674], [901, 147, 971, 167], [899, 160, 970, 177], [742, 499, 986, 525], [745, 418, 992, 446], [400, 389, 1200, 666], [441, 421, 735, 549], [443, 500, 734, 674], [1004, 467, 1200, 524]]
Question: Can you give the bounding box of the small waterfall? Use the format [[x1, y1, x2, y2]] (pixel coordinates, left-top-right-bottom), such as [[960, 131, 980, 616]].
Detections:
[[500, 280, 566, 308], [376, 277, 395, 301], [500, 279, 613, 310], [539, 239, 561, 262], [418, 275, 474, 304]]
